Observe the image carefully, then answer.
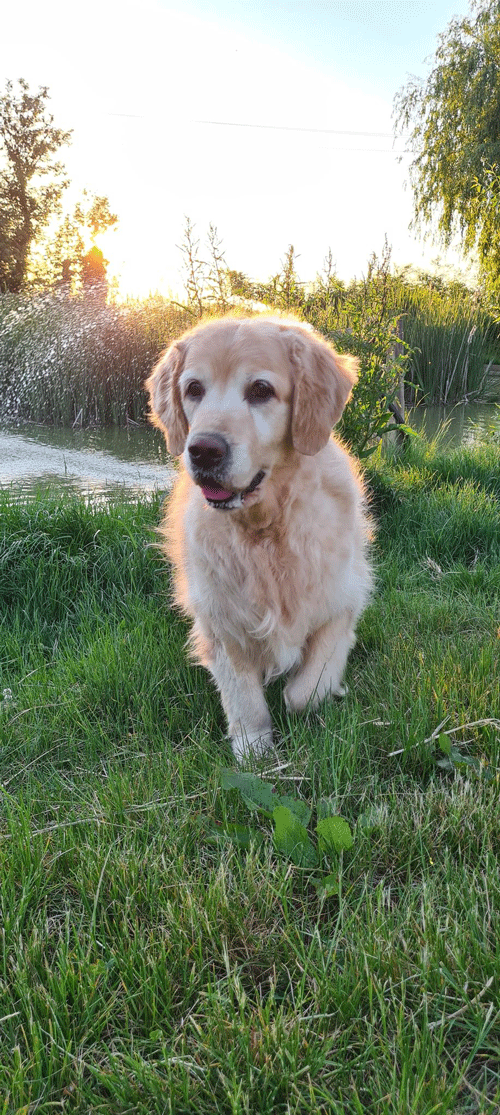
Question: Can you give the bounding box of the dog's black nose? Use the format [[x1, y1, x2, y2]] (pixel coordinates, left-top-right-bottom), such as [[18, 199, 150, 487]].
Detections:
[[188, 434, 229, 471]]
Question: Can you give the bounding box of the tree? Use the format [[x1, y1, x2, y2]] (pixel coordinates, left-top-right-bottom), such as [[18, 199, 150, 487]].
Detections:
[[0, 78, 72, 291], [393, 0, 500, 292], [47, 191, 118, 293], [81, 246, 108, 302]]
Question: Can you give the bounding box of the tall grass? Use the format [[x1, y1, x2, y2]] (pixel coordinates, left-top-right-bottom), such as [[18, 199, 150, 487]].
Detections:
[[396, 280, 499, 404], [0, 439, 499, 1112], [304, 266, 500, 408], [1, 253, 499, 433], [0, 291, 191, 427]]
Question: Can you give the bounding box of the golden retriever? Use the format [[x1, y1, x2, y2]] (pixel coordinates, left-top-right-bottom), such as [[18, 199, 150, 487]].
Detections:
[[146, 315, 372, 761]]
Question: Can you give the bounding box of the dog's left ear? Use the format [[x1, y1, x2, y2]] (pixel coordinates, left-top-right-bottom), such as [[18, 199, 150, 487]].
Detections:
[[285, 326, 358, 455]]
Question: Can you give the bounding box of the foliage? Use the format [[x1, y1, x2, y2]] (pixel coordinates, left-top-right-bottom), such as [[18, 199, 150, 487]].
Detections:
[[29, 190, 119, 293], [1, 228, 499, 435], [436, 732, 498, 781], [181, 229, 409, 456], [393, 0, 500, 293], [0, 78, 72, 292], [0, 79, 117, 294], [216, 770, 353, 895], [178, 215, 205, 316], [205, 222, 232, 311], [178, 216, 232, 315], [305, 241, 409, 456], [267, 243, 306, 311]]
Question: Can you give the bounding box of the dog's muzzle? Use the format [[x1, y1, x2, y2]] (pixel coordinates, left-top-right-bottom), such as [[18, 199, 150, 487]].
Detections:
[[187, 435, 265, 510]]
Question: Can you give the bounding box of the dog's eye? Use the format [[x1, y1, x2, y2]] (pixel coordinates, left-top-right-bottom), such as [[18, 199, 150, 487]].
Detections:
[[246, 380, 275, 404], [185, 380, 204, 400]]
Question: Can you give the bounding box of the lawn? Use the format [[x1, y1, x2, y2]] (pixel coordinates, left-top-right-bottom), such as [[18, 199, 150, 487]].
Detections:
[[1, 437, 499, 1114]]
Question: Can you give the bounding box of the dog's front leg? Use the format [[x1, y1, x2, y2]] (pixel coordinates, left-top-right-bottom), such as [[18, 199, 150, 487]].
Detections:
[[209, 643, 273, 762], [284, 610, 355, 712]]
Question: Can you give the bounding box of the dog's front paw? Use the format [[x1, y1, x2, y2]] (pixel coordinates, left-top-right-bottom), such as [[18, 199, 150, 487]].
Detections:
[[230, 728, 275, 764]]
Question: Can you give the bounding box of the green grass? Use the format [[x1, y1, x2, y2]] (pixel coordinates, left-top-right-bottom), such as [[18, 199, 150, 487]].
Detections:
[[1, 440, 500, 1113]]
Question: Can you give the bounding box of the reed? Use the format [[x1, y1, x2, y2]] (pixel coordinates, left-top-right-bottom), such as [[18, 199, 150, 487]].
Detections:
[[396, 278, 498, 404], [1, 254, 499, 435], [0, 291, 191, 427]]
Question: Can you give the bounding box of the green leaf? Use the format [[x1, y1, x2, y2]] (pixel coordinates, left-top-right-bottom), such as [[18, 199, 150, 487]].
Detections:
[[220, 769, 311, 823], [223, 823, 264, 849], [452, 751, 481, 773], [272, 805, 318, 867], [312, 873, 340, 898], [220, 770, 275, 815], [436, 743, 483, 777], [316, 815, 354, 854], [275, 795, 311, 826], [371, 412, 395, 433], [438, 733, 452, 755], [202, 820, 264, 849], [317, 796, 338, 821]]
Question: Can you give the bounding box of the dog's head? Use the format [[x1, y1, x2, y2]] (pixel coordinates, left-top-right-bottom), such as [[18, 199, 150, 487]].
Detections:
[[145, 316, 357, 511]]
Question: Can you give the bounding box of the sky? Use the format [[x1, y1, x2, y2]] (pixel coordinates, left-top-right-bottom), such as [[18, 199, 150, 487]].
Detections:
[[1, 0, 475, 299]]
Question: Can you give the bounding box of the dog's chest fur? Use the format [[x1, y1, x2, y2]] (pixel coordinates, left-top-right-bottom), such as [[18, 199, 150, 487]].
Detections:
[[168, 465, 357, 679]]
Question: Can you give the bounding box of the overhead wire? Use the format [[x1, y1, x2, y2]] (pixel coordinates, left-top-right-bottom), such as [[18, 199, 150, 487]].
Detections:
[[106, 112, 410, 152]]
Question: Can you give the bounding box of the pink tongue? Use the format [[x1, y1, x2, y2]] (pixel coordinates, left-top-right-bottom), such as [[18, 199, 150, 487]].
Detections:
[[201, 483, 234, 502]]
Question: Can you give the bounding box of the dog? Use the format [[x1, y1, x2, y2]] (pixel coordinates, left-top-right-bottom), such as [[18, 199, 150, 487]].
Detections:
[[146, 315, 372, 761]]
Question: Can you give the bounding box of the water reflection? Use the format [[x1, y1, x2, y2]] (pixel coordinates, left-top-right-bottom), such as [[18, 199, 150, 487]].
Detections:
[[408, 403, 500, 447], [1, 404, 498, 502], [0, 422, 176, 500]]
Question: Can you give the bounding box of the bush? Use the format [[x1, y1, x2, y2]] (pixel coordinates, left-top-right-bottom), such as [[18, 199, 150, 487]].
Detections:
[[305, 244, 407, 456]]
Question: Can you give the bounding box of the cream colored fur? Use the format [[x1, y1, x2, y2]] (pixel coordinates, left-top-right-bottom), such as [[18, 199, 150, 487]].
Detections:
[[146, 315, 372, 761]]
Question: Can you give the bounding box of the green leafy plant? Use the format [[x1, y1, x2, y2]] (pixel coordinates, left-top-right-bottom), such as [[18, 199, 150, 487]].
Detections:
[[436, 734, 497, 783], [217, 770, 354, 898], [305, 240, 412, 457]]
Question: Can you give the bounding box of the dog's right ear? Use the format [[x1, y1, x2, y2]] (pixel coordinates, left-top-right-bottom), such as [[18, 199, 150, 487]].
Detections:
[[145, 341, 188, 456]]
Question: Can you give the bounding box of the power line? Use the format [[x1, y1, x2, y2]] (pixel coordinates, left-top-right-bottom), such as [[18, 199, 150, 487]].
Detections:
[[105, 111, 411, 150], [195, 118, 396, 138], [317, 147, 410, 153], [107, 111, 400, 139]]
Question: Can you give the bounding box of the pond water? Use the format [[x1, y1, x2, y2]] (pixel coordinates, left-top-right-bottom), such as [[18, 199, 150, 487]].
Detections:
[[0, 403, 498, 500], [0, 423, 176, 500], [408, 402, 500, 447]]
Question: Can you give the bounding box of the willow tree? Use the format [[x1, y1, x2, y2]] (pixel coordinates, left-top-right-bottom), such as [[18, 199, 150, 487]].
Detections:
[[394, 0, 500, 292]]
